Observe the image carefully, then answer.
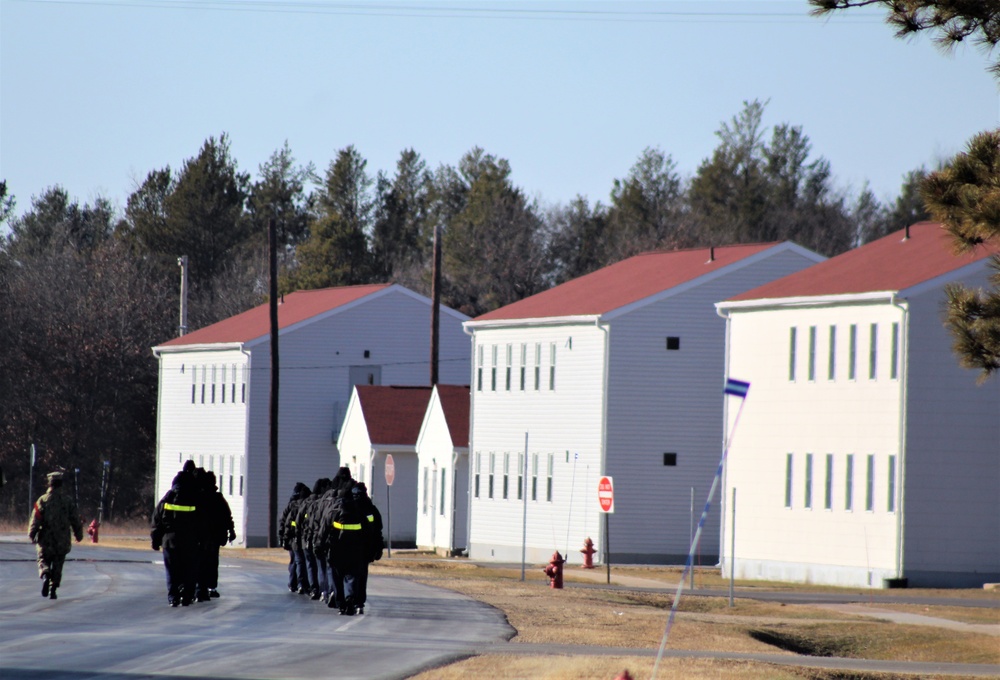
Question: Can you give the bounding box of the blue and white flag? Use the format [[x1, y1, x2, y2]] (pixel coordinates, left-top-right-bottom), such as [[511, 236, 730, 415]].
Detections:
[[724, 378, 750, 398]]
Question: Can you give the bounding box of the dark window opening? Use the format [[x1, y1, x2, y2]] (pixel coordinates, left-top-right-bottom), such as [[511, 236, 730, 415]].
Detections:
[[663, 452, 677, 466], [666, 337, 680, 351]]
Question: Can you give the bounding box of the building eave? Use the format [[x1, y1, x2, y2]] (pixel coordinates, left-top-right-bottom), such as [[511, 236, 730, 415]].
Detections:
[[716, 291, 899, 312]]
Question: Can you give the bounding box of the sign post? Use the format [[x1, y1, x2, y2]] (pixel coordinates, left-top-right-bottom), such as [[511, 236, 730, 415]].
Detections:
[[385, 454, 395, 558], [598, 476, 614, 584]]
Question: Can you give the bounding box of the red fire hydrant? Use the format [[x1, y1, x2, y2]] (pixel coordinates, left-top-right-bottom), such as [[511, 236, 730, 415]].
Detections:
[[580, 537, 596, 569], [614, 670, 634, 680], [543, 550, 565, 589], [87, 519, 99, 543]]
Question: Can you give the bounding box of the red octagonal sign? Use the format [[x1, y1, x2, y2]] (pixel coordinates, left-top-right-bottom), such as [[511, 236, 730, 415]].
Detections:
[[385, 454, 395, 487], [598, 475, 614, 513]]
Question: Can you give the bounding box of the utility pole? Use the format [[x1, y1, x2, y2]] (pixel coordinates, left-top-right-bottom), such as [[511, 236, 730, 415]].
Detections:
[[177, 256, 189, 337], [268, 218, 280, 548], [430, 223, 441, 386]]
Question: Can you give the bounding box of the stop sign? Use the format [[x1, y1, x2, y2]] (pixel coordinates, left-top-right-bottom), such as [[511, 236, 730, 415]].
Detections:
[[385, 454, 395, 487], [598, 476, 614, 513]]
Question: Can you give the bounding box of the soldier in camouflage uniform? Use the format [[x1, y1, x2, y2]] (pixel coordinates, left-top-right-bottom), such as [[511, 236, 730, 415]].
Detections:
[[28, 470, 84, 600]]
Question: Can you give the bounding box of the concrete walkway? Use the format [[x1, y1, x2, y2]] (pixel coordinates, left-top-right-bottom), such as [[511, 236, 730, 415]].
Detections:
[[819, 602, 1000, 636]]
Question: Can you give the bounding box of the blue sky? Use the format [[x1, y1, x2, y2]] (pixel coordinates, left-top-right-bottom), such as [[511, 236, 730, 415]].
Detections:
[[1, 0, 996, 220]]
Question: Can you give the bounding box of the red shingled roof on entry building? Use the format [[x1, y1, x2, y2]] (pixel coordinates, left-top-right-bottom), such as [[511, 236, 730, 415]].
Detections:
[[474, 243, 779, 321], [728, 223, 998, 302], [357, 385, 432, 447], [435, 384, 470, 448], [157, 284, 391, 347]]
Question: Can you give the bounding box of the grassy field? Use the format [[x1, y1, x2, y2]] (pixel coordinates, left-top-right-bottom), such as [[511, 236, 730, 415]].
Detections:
[[22, 525, 999, 680]]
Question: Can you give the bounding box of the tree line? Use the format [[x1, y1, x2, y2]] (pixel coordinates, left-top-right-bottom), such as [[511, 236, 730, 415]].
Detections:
[[0, 99, 942, 521]]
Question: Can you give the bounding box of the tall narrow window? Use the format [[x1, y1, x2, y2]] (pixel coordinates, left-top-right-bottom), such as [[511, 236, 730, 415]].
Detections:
[[505, 344, 512, 391], [824, 454, 833, 510], [804, 453, 813, 509], [531, 453, 539, 501], [828, 326, 837, 380], [491, 345, 498, 391], [887, 455, 896, 512], [517, 453, 524, 500], [477, 345, 483, 391], [201, 365, 207, 403], [865, 454, 875, 511], [440, 468, 447, 516], [241, 365, 247, 403], [534, 343, 541, 390], [211, 365, 217, 403], [229, 456, 235, 496], [869, 323, 878, 380], [549, 343, 557, 390], [845, 454, 854, 510], [191, 366, 197, 404], [789, 327, 797, 381], [488, 453, 495, 499], [784, 454, 793, 508], [519, 344, 527, 390], [422, 467, 429, 514], [220, 365, 227, 403], [474, 452, 481, 498], [502, 452, 510, 500], [808, 326, 817, 381], [546, 453, 554, 501], [890, 322, 899, 380], [231, 363, 237, 403], [848, 324, 857, 380], [239, 457, 244, 496]]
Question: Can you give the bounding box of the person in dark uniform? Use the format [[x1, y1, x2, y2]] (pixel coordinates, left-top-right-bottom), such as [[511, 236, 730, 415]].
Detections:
[[353, 482, 384, 615], [151, 465, 201, 607], [296, 478, 329, 600], [279, 482, 310, 593], [196, 470, 236, 601], [329, 486, 366, 615], [28, 470, 83, 600]]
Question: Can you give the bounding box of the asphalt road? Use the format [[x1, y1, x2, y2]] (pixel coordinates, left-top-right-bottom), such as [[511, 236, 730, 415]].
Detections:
[[0, 540, 514, 680]]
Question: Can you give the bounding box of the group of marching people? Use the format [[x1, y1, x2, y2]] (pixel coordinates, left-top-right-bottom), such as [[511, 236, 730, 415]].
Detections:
[[279, 467, 384, 616], [151, 460, 237, 607]]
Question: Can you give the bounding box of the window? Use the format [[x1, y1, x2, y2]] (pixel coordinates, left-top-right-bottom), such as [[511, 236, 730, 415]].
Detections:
[[440, 468, 446, 516], [784, 454, 793, 508], [241, 365, 247, 403], [865, 454, 875, 511], [505, 344, 512, 391], [531, 453, 539, 501], [663, 453, 677, 466], [220, 365, 227, 403], [848, 324, 857, 380], [828, 326, 836, 380], [824, 454, 833, 510], [474, 452, 481, 498], [488, 452, 495, 499], [808, 326, 817, 381], [502, 452, 510, 500], [546, 453, 554, 501], [534, 343, 541, 390], [191, 366, 197, 404], [804, 453, 813, 509], [231, 363, 237, 403], [211, 365, 217, 403], [549, 343, 556, 390], [519, 344, 527, 390], [201, 365, 207, 403], [239, 457, 244, 496], [477, 345, 483, 391], [887, 455, 896, 512], [891, 322, 899, 380], [789, 327, 797, 381], [491, 345, 497, 391], [517, 453, 524, 500], [666, 336, 680, 350], [869, 324, 878, 380], [422, 467, 429, 514], [845, 454, 854, 510], [229, 456, 235, 496]]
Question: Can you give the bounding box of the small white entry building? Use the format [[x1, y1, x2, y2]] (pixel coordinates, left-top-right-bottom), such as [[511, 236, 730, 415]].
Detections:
[[464, 242, 824, 565], [716, 223, 1000, 588], [152, 284, 470, 547]]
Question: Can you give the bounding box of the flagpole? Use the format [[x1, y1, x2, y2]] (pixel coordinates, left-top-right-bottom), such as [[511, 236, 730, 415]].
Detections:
[[651, 379, 750, 679]]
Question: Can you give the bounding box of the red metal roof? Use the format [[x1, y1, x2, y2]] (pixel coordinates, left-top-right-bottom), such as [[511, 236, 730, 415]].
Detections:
[[474, 243, 780, 321], [157, 284, 391, 347], [728, 223, 998, 302], [357, 385, 432, 446], [435, 384, 470, 448]]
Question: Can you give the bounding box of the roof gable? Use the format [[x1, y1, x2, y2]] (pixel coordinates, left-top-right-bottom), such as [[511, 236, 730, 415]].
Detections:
[[728, 223, 998, 302], [156, 284, 391, 348], [473, 242, 782, 321], [357, 385, 432, 446], [434, 384, 470, 448]]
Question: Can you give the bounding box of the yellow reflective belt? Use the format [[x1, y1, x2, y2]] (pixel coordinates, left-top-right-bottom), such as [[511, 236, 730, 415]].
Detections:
[[164, 503, 195, 512], [333, 521, 362, 530]]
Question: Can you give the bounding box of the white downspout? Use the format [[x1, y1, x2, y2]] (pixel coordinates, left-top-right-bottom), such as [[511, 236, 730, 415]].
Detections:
[[715, 305, 733, 577], [890, 295, 909, 581], [595, 318, 610, 563], [240, 346, 252, 548], [463, 324, 476, 558]]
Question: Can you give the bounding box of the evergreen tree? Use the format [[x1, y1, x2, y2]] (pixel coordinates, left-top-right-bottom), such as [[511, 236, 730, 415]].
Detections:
[[371, 148, 432, 285], [606, 147, 687, 258]]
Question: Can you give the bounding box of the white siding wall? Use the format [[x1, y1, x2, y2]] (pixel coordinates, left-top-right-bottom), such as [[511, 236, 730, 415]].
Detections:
[[155, 348, 249, 545], [724, 303, 905, 587], [605, 247, 822, 563], [415, 393, 462, 552], [902, 272, 1000, 586], [468, 324, 606, 564]]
